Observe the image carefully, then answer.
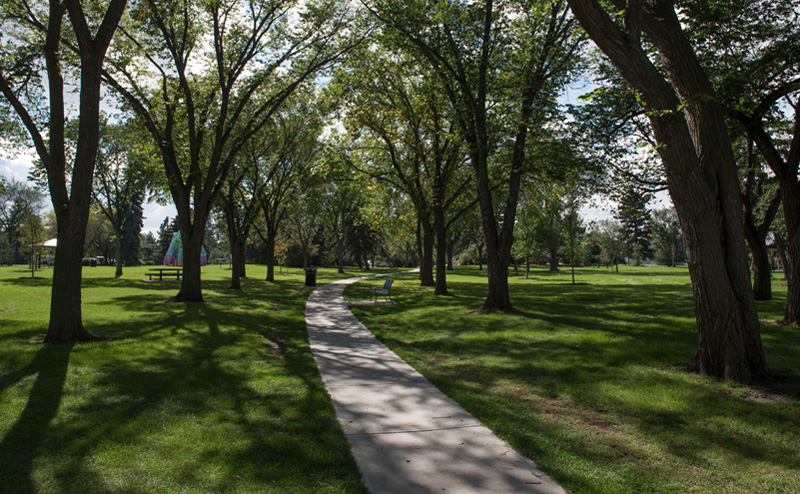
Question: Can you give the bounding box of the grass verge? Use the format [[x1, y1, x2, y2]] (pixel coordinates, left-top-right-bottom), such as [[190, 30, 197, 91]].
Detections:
[[0, 264, 389, 494], [346, 265, 800, 494]]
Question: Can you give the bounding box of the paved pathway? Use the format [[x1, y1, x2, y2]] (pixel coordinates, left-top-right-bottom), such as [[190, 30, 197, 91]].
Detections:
[[305, 275, 565, 494]]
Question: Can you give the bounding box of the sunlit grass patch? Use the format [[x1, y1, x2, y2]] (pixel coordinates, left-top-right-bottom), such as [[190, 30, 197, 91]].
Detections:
[[346, 264, 800, 494], [0, 264, 370, 493]]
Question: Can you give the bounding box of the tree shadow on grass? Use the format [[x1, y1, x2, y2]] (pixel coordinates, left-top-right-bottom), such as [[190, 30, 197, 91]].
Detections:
[[355, 276, 800, 492], [2, 278, 365, 493], [0, 344, 72, 493]]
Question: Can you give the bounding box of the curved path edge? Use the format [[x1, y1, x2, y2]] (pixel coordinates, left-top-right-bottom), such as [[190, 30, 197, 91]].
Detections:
[[305, 273, 565, 494]]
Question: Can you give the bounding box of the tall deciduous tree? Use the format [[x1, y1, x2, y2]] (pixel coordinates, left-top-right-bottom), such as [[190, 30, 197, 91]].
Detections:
[[258, 101, 321, 282], [677, 0, 797, 312], [91, 119, 153, 277], [0, 0, 127, 342], [368, 0, 584, 311], [650, 208, 683, 268], [0, 178, 43, 263], [560, 199, 584, 284], [567, 0, 768, 381], [334, 48, 472, 294], [738, 135, 781, 300], [103, 0, 362, 301]]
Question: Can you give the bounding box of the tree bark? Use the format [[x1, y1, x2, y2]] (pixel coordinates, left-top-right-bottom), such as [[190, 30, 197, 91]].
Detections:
[[229, 238, 246, 290], [113, 223, 124, 278], [568, 0, 767, 382], [548, 249, 559, 271], [447, 239, 454, 271], [434, 201, 449, 295], [45, 212, 96, 343], [734, 84, 800, 324], [419, 220, 435, 286], [335, 214, 345, 274], [781, 183, 800, 324], [741, 136, 781, 301], [41, 0, 127, 343], [774, 232, 789, 280], [174, 220, 206, 302], [747, 235, 772, 301]]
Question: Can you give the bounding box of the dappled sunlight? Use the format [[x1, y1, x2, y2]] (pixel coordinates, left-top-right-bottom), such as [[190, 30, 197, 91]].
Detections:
[[0, 266, 367, 493], [348, 266, 800, 493]]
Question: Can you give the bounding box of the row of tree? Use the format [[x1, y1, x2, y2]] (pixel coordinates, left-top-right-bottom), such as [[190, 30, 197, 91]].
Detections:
[[0, 0, 797, 384]]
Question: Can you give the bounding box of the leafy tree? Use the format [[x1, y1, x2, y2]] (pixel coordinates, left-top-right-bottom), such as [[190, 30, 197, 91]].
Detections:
[[691, 1, 800, 318], [0, 178, 43, 263], [567, 0, 768, 381], [673, 0, 797, 306], [253, 98, 322, 282], [139, 231, 157, 264], [286, 193, 321, 269], [103, 0, 363, 301], [0, 0, 127, 342], [591, 219, 626, 272], [19, 210, 45, 277], [317, 153, 367, 274], [737, 137, 781, 299], [345, 214, 383, 270], [84, 208, 114, 259], [650, 208, 684, 267], [368, 0, 585, 311], [334, 47, 473, 294], [90, 119, 153, 276], [0, 230, 10, 265], [560, 200, 585, 284]]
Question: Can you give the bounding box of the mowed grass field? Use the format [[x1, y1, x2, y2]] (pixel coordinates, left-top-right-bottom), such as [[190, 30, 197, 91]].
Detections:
[[346, 265, 800, 494], [0, 264, 393, 494], [2, 263, 798, 493]]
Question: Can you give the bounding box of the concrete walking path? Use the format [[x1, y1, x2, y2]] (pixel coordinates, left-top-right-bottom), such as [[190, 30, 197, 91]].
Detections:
[[305, 275, 565, 494]]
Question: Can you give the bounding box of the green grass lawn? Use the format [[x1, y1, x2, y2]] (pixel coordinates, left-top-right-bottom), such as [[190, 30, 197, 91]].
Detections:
[[346, 265, 800, 494], [0, 264, 395, 494]]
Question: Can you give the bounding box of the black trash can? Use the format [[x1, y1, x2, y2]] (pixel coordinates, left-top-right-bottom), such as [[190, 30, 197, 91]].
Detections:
[[304, 267, 317, 287]]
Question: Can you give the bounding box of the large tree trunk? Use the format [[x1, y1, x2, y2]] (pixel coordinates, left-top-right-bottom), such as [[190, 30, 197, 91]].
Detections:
[[45, 212, 96, 343], [744, 228, 773, 301], [264, 218, 278, 282], [43, 10, 126, 343], [419, 220, 435, 287], [229, 238, 246, 290], [114, 223, 123, 278], [447, 238, 454, 271], [548, 249, 559, 271], [175, 221, 206, 302], [781, 183, 800, 324], [568, 0, 768, 382], [265, 237, 276, 282], [774, 232, 789, 280], [483, 247, 511, 310], [434, 203, 449, 295]]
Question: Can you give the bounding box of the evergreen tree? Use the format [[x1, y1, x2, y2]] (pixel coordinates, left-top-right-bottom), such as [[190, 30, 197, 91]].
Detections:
[[615, 187, 652, 263], [121, 194, 144, 266], [156, 216, 180, 264]]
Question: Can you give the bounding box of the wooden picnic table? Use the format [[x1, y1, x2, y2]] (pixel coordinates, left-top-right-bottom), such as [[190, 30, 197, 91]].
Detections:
[[147, 267, 183, 280]]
